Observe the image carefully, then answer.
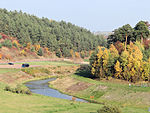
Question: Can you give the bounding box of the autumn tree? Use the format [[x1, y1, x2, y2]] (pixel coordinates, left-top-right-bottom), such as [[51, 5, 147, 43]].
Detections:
[[114, 41, 124, 55], [114, 60, 122, 78], [91, 46, 104, 78], [91, 42, 150, 82]]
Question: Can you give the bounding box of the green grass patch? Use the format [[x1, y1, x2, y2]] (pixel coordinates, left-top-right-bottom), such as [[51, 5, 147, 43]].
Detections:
[[0, 68, 20, 74], [72, 74, 150, 92], [16, 61, 79, 66], [69, 75, 150, 112], [83, 59, 89, 62], [21, 67, 50, 77], [0, 82, 101, 113]]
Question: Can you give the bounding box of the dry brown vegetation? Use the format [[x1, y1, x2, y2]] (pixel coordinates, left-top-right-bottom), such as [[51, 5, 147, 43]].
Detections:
[[50, 77, 92, 94]]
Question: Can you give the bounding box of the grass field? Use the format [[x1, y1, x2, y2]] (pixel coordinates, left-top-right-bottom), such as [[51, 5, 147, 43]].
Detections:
[[16, 61, 79, 66], [0, 68, 20, 74], [0, 82, 101, 113], [0, 62, 101, 113], [0, 61, 150, 113], [83, 59, 89, 62], [50, 75, 150, 113]]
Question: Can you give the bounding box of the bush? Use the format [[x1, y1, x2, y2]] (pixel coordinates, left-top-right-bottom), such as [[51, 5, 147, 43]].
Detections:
[[80, 51, 85, 59], [0, 35, 2, 39], [56, 49, 62, 58], [0, 43, 2, 48], [75, 64, 92, 78], [37, 48, 43, 56], [13, 42, 18, 49], [21, 67, 50, 77], [62, 48, 71, 57], [5, 85, 11, 91], [4, 84, 32, 95], [97, 105, 122, 113], [2, 39, 12, 48], [31, 46, 35, 52]]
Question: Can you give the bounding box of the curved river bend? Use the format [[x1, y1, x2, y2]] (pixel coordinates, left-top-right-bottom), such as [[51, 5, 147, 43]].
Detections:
[[25, 78, 87, 102]]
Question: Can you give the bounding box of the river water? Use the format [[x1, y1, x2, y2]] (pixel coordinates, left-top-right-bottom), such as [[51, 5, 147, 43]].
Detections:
[[25, 78, 87, 102]]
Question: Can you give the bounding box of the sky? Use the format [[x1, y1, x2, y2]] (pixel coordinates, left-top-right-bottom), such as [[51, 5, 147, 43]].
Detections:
[[1, 0, 150, 32]]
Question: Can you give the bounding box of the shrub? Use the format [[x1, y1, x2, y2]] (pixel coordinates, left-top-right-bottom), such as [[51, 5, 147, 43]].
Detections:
[[97, 105, 122, 113], [62, 48, 71, 57], [13, 42, 18, 49], [80, 51, 85, 59], [0, 35, 2, 39], [37, 48, 43, 56], [5, 85, 12, 91], [2, 39, 12, 48], [4, 84, 32, 95], [0, 43, 2, 48], [56, 49, 62, 58], [31, 46, 35, 52], [75, 64, 92, 78], [21, 67, 50, 77]]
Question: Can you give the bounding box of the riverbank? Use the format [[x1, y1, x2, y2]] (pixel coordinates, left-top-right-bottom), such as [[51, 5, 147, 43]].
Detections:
[[50, 75, 150, 113], [0, 61, 150, 113], [25, 78, 88, 102], [0, 61, 101, 113]]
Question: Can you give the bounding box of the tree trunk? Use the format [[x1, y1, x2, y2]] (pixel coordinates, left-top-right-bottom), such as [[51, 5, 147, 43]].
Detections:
[[125, 34, 127, 51], [141, 34, 143, 44]]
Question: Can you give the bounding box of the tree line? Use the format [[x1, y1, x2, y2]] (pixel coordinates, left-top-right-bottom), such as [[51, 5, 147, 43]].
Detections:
[[90, 21, 150, 82], [0, 8, 106, 57]]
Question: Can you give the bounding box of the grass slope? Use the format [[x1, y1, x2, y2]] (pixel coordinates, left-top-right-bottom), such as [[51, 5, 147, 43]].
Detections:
[[0, 61, 100, 113], [0, 61, 150, 113], [0, 82, 101, 113], [50, 75, 150, 113]]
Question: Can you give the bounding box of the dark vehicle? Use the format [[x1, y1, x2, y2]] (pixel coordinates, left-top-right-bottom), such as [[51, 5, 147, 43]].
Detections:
[[8, 63, 14, 65], [22, 64, 29, 68]]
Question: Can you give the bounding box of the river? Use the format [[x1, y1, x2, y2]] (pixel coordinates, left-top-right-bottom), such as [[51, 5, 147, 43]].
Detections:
[[25, 78, 87, 102]]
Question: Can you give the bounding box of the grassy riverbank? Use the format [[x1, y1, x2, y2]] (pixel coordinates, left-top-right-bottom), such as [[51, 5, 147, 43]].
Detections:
[[50, 75, 150, 113], [0, 61, 150, 113], [0, 61, 101, 113], [0, 82, 101, 113]]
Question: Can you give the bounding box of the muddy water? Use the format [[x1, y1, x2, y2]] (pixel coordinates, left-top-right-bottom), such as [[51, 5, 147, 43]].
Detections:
[[25, 78, 87, 102]]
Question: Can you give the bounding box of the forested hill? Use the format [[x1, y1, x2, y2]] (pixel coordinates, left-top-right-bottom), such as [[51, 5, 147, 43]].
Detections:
[[0, 8, 106, 57]]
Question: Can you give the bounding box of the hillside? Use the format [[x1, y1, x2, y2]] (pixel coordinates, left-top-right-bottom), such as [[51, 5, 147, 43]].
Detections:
[[0, 8, 106, 58]]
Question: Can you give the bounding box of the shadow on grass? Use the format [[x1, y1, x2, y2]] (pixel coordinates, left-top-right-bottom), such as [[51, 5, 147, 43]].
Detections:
[[75, 64, 96, 79]]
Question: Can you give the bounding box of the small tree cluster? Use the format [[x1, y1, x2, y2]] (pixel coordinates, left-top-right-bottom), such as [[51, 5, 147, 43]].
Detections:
[[2, 39, 12, 48], [97, 105, 122, 113], [5, 84, 31, 95], [91, 42, 150, 82]]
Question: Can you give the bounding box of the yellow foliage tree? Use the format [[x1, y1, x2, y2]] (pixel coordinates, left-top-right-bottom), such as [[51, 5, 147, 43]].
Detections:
[[91, 46, 103, 78], [20, 49, 26, 56], [0, 54, 2, 59], [34, 44, 41, 52], [70, 49, 74, 58], [12, 40, 20, 47], [109, 44, 119, 59], [102, 49, 109, 77], [75, 52, 80, 58], [26, 42, 31, 50], [114, 60, 122, 78]]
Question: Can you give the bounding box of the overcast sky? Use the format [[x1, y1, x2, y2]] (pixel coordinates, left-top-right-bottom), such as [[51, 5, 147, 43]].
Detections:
[[1, 0, 150, 32]]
